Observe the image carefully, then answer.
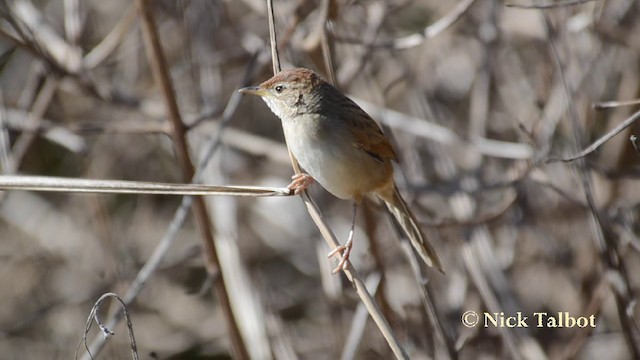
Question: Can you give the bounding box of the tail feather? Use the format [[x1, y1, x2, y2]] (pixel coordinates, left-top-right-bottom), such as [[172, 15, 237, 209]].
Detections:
[[380, 186, 444, 273]]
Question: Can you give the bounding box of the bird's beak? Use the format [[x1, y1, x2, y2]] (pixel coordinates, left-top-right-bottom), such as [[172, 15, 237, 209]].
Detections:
[[238, 86, 268, 97]]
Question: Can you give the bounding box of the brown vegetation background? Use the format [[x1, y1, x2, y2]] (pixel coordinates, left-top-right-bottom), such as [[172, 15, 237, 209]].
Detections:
[[0, 0, 639, 359]]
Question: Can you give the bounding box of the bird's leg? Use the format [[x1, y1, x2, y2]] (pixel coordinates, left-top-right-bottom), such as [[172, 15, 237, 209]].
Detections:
[[287, 173, 315, 195], [328, 201, 358, 274]]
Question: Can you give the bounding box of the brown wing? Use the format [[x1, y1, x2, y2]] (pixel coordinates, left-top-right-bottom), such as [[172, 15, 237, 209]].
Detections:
[[343, 102, 397, 163]]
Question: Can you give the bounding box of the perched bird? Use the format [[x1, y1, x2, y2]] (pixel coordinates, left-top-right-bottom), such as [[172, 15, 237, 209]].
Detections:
[[240, 68, 443, 273]]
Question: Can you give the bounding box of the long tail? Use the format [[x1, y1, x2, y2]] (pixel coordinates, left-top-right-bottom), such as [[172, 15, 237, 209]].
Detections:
[[379, 186, 444, 273]]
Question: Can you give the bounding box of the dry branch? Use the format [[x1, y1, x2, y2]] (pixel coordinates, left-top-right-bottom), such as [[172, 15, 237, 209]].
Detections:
[[0, 175, 291, 197]]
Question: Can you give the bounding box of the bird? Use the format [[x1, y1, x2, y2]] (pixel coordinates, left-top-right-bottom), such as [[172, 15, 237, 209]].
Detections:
[[239, 68, 443, 274]]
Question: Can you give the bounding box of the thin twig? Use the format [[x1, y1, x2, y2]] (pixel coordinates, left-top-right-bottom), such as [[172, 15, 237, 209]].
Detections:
[[593, 98, 640, 110], [266, 0, 281, 74], [75, 293, 139, 360], [300, 193, 410, 360], [0, 175, 292, 196], [264, 0, 409, 358], [550, 109, 640, 162], [322, 22, 397, 358]]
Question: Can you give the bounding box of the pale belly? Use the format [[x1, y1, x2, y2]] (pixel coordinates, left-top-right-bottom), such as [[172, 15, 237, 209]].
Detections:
[[282, 119, 391, 200]]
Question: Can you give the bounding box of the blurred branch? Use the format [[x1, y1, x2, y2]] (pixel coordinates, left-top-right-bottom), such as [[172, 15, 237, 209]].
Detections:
[[594, 98, 640, 110], [0, 175, 292, 197], [563, 278, 609, 359], [63, 0, 83, 46], [0, 88, 12, 173], [459, 7, 531, 353], [355, 98, 533, 160], [340, 272, 382, 360], [10, 76, 59, 173], [135, 0, 250, 358], [80, 58, 259, 360], [399, 3, 540, 355], [366, 68, 457, 359], [337, 2, 385, 85], [428, 188, 519, 228], [319, 0, 337, 86], [83, 5, 137, 69], [333, 0, 477, 50], [3, 107, 86, 153], [4, 0, 82, 73], [0, 1, 124, 101], [505, 0, 599, 9], [398, 234, 457, 360], [391, 0, 477, 49], [462, 242, 522, 359], [543, 14, 640, 358], [3, 111, 292, 165]]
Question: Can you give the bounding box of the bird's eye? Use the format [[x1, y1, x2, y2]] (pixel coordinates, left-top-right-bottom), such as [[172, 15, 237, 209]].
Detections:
[[275, 85, 284, 93]]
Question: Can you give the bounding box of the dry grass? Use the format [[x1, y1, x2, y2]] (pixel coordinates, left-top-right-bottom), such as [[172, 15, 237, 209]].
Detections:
[[0, 0, 639, 359]]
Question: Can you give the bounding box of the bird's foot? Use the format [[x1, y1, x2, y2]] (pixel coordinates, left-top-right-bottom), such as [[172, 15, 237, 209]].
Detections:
[[287, 173, 314, 195], [327, 237, 353, 274]]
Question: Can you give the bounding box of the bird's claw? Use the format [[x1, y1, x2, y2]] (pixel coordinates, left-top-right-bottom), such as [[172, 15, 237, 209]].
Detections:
[[327, 239, 353, 274], [287, 173, 314, 195]]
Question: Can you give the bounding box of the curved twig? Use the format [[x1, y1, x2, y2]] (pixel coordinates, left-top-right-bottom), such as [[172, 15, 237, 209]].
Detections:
[[75, 293, 138, 360], [550, 109, 640, 162]]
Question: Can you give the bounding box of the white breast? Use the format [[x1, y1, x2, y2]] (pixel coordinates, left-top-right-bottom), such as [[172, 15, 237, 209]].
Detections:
[[280, 116, 388, 200]]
